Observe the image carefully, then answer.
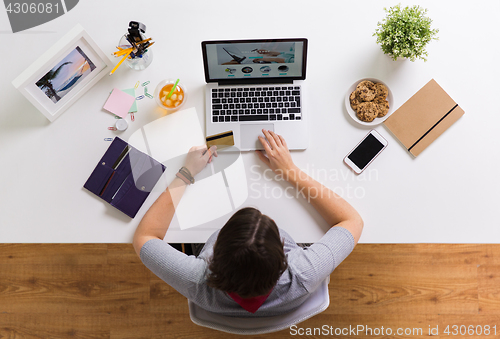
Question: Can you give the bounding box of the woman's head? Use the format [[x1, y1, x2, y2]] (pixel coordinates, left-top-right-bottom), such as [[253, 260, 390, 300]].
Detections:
[[206, 207, 288, 298]]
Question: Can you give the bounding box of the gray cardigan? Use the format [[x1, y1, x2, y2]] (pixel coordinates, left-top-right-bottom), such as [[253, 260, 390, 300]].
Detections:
[[140, 226, 354, 317]]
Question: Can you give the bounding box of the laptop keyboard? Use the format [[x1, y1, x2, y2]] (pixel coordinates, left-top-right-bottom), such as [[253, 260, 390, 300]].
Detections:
[[211, 86, 301, 123]]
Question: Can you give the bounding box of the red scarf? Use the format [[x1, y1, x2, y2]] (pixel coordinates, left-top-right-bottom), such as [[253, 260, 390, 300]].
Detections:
[[227, 289, 272, 313]]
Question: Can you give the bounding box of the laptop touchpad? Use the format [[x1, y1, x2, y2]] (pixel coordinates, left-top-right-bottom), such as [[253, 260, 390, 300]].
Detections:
[[240, 124, 274, 150]]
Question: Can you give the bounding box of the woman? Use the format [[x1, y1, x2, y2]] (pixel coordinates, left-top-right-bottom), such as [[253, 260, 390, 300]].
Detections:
[[133, 130, 363, 316]]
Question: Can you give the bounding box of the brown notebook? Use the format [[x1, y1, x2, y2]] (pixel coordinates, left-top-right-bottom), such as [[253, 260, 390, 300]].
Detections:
[[383, 79, 464, 157]]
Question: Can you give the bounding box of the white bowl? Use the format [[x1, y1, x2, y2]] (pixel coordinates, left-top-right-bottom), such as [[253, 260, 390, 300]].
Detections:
[[345, 78, 394, 126]]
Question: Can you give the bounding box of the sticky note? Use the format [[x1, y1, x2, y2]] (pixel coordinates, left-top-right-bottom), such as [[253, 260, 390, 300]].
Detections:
[[103, 88, 135, 118], [121, 88, 137, 113]]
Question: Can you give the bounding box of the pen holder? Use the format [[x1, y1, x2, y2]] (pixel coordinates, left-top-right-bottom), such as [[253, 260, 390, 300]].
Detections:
[[118, 34, 153, 71]]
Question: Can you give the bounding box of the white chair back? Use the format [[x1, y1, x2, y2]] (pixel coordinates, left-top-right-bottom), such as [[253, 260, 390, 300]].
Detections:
[[188, 277, 330, 335]]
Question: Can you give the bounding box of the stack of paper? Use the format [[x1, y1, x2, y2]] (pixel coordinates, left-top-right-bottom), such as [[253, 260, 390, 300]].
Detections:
[[127, 107, 248, 231]]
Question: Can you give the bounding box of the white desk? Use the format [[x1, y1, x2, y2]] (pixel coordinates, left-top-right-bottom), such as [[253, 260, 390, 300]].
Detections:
[[1, 0, 499, 243]]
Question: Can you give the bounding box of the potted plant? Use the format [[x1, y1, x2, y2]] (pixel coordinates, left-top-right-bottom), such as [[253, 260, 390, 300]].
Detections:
[[373, 4, 439, 62]]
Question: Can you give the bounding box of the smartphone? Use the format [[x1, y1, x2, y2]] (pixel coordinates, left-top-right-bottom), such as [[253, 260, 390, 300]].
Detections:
[[344, 130, 388, 174]]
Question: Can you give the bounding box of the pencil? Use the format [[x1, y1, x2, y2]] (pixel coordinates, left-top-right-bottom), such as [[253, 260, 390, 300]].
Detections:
[[113, 47, 134, 56], [109, 50, 132, 75], [136, 37, 152, 44]]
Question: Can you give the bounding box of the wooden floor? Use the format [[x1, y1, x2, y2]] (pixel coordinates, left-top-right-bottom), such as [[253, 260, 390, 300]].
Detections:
[[1, 244, 499, 338]]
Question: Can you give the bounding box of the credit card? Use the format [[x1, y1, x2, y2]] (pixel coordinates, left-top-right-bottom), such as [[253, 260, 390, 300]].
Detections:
[[206, 131, 234, 150]]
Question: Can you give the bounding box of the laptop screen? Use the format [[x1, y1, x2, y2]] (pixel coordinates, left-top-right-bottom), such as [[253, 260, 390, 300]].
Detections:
[[202, 38, 307, 83]]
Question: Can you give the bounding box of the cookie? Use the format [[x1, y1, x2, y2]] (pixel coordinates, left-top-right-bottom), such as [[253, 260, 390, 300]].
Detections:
[[355, 81, 376, 102], [356, 102, 379, 122], [374, 83, 388, 100], [374, 97, 389, 117], [356, 80, 375, 90], [349, 90, 362, 111]]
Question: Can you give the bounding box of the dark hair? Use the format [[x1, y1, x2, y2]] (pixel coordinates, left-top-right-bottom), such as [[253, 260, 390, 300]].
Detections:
[[206, 207, 288, 298]]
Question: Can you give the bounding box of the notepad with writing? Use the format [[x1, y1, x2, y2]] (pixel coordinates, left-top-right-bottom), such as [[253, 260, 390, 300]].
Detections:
[[383, 79, 464, 157]]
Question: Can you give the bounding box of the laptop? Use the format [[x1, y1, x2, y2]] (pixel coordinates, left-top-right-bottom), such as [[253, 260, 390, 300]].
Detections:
[[202, 38, 308, 151]]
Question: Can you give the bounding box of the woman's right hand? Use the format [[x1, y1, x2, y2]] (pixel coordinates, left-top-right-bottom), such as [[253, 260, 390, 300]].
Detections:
[[257, 130, 298, 178], [184, 145, 217, 178]]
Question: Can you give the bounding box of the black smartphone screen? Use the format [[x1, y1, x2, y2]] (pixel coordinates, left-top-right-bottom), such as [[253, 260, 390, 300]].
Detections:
[[348, 133, 385, 170]]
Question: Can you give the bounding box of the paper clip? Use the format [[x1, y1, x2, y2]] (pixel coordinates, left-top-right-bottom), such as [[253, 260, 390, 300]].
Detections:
[[104, 138, 113, 141], [114, 115, 121, 119], [108, 127, 117, 131], [136, 95, 144, 100], [130, 112, 135, 121], [145, 93, 153, 99], [142, 81, 150, 87], [144, 87, 148, 94], [134, 81, 140, 89]]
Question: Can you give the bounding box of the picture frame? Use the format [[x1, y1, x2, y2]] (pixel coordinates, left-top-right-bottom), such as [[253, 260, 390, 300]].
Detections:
[[12, 24, 113, 122]]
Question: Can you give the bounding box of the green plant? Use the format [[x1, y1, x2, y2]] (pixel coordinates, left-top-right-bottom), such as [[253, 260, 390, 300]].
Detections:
[[373, 4, 439, 62]]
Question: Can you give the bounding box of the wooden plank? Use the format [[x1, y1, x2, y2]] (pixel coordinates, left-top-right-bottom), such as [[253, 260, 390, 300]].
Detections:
[[106, 264, 150, 314], [0, 264, 109, 314], [0, 313, 110, 339], [107, 244, 142, 264], [344, 244, 482, 266], [329, 263, 478, 314], [150, 312, 210, 339], [0, 244, 107, 265], [288, 314, 438, 338], [437, 315, 500, 339], [3, 244, 500, 338], [149, 273, 191, 314], [477, 245, 500, 265], [110, 312, 152, 339], [0, 264, 150, 314], [478, 265, 500, 314]]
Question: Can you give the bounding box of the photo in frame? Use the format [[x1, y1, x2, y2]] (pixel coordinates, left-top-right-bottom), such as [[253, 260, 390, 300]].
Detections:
[[12, 24, 113, 122]]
